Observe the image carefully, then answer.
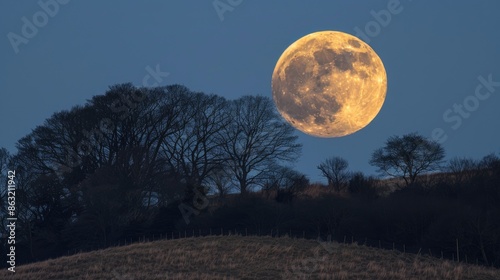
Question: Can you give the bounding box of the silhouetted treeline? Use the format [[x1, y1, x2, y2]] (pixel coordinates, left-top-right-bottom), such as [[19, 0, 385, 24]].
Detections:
[[184, 156, 500, 267], [0, 84, 499, 269], [0, 83, 301, 266]]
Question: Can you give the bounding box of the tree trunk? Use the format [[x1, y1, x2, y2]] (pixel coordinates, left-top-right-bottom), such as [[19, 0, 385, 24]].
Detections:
[[239, 177, 248, 195]]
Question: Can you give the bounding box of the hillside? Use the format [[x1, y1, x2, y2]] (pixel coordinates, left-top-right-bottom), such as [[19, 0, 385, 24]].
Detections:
[[1, 235, 499, 280]]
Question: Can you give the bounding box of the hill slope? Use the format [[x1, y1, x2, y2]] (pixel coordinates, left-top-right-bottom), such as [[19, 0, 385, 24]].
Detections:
[[1, 235, 499, 279]]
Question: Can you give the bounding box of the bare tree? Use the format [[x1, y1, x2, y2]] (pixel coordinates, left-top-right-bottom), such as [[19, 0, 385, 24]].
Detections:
[[206, 165, 233, 198], [264, 166, 309, 202], [162, 91, 230, 192], [370, 133, 445, 187], [479, 153, 500, 170], [220, 96, 301, 194], [0, 147, 9, 171], [317, 156, 350, 192], [447, 157, 479, 185], [7, 84, 197, 255], [15, 84, 192, 208]]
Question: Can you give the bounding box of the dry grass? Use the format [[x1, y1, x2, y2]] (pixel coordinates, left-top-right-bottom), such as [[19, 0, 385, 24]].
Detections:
[[1, 235, 499, 279]]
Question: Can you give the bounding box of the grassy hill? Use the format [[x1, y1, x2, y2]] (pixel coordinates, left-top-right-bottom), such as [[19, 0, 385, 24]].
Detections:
[[1, 235, 499, 280]]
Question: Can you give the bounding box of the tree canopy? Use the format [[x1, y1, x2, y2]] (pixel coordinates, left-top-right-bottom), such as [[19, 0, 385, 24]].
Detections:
[[370, 133, 445, 187]]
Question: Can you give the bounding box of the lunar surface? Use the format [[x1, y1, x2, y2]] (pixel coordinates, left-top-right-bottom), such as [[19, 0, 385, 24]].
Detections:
[[272, 31, 387, 137]]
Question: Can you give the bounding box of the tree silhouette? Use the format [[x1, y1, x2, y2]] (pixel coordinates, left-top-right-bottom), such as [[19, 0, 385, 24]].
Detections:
[[162, 90, 230, 193], [206, 165, 233, 198], [479, 153, 500, 171], [447, 156, 479, 185], [220, 96, 301, 194], [370, 133, 445, 187], [10, 84, 500, 269], [264, 166, 309, 202], [317, 156, 350, 192]]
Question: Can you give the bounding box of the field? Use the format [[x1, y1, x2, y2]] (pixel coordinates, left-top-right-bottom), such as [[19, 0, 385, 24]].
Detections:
[[1, 235, 499, 280]]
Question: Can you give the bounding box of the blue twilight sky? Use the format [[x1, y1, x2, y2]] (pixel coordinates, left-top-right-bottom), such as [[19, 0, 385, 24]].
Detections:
[[1, 1, 500, 183]]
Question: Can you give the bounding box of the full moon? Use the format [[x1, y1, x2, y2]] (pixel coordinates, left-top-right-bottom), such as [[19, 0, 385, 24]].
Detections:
[[272, 31, 387, 137]]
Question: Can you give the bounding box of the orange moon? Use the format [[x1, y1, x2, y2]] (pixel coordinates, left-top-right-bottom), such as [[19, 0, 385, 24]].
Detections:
[[272, 31, 387, 137]]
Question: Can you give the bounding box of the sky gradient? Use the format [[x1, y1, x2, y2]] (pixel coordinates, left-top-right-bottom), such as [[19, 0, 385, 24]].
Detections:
[[2, 0, 500, 183]]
